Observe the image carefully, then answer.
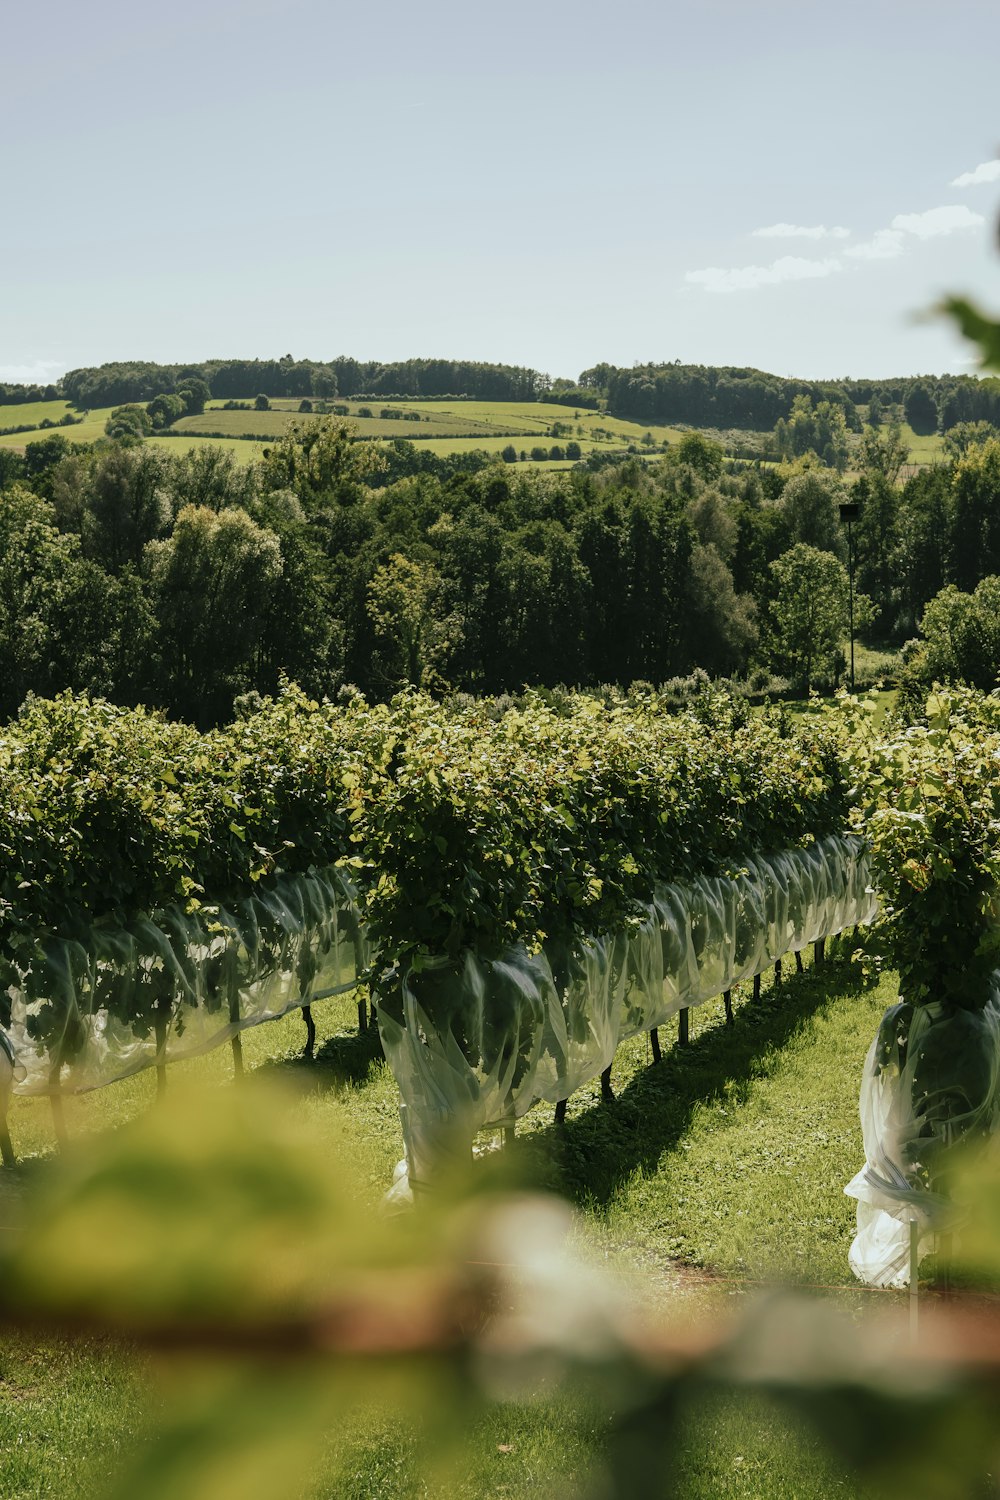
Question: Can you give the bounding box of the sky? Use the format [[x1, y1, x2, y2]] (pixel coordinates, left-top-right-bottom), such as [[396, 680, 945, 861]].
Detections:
[[3, 0, 1000, 385]]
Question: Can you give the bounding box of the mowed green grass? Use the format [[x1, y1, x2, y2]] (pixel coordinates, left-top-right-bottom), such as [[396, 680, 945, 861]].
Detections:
[[406, 400, 685, 444], [0, 407, 119, 450], [173, 409, 537, 441], [898, 421, 945, 465], [181, 398, 685, 453], [1, 947, 890, 1498], [0, 399, 77, 431]]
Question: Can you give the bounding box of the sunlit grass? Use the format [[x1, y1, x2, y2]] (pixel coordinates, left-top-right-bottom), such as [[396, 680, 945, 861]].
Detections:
[[1, 947, 886, 1497]]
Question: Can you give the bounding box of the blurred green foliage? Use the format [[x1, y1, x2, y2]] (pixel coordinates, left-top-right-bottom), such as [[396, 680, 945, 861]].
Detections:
[[5, 1082, 1000, 1499]]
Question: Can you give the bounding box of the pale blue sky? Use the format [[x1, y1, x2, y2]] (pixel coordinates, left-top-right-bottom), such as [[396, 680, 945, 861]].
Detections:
[[4, 0, 999, 384]]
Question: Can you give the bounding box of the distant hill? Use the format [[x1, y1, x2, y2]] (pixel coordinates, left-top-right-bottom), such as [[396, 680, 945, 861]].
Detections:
[[3, 356, 999, 435]]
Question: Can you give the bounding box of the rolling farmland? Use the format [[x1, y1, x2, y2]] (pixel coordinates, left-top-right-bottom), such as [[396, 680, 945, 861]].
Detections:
[[0, 395, 948, 472]]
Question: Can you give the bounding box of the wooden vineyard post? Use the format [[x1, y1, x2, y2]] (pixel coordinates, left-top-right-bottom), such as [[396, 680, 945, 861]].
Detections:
[[753, 973, 761, 1005], [154, 1010, 169, 1099], [0, 1114, 14, 1169], [677, 1008, 689, 1046], [650, 1026, 662, 1062], [302, 1004, 316, 1059], [502, 1122, 515, 1150], [226, 948, 244, 1082], [0, 1040, 17, 1166], [795, 950, 804, 974], [601, 1064, 615, 1100], [357, 996, 368, 1033], [554, 1098, 567, 1125], [814, 938, 825, 968], [910, 1218, 920, 1343], [49, 1059, 68, 1151], [724, 990, 733, 1025], [774, 957, 782, 987]]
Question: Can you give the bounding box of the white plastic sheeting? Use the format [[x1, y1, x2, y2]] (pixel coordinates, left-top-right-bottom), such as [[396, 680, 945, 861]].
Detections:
[[5, 866, 368, 1096], [378, 834, 876, 1192], [845, 986, 1000, 1287]]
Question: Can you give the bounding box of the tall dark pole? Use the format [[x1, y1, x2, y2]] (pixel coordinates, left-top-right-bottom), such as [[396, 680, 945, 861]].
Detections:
[[847, 518, 855, 693], [839, 501, 859, 693]]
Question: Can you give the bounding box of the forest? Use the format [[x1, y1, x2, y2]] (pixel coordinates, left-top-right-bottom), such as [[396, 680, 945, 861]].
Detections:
[[1, 404, 999, 728]]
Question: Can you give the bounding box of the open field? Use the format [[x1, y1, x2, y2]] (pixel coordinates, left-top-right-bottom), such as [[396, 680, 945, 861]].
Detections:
[[2, 949, 893, 1498], [173, 408, 538, 441], [176, 399, 685, 450], [0, 407, 118, 449], [0, 395, 953, 477], [0, 399, 78, 431]]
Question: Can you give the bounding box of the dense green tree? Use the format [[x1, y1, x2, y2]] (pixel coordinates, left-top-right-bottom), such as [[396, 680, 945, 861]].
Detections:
[[144, 506, 284, 725], [853, 473, 901, 635], [943, 421, 1000, 459], [177, 377, 210, 414], [166, 445, 260, 516], [259, 417, 385, 506], [949, 437, 1000, 591], [366, 553, 458, 691], [670, 430, 724, 479], [0, 486, 115, 716], [22, 433, 72, 497], [897, 467, 950, 631], [147, 393, 187, 429], [0, 448, 25, 491], [915, 578, 1000, 690], [858, 422, 908, 486], [83, 445, 173, 571], [105, 404, 153, 441], [684, 543, 757, 675], [774, 396, 850, 471], [768, 543, 849, 690], [779, 470, 846, 558], [904, 382, 939, 436]]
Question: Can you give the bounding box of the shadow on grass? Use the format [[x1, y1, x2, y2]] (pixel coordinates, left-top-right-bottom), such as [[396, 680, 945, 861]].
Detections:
[[256, 1017, 386, 1095], [518, 949, 873, 1211]]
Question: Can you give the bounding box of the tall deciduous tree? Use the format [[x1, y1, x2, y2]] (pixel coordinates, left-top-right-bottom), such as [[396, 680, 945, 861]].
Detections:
[[779, 470, 846, 558], [904, 382, 939, 437], [0, 486, 114, 716], [949, 437, 1000, 592], [768, 543, 849, 690], [144, 506, 283, 725], [366, 553, 459, 691]]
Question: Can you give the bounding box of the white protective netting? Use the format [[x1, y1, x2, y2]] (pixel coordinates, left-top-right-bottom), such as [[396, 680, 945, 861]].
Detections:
[[5, 866, 369, 1095], [845, 984, 1000, 1287], [378, 834, 876, 1194]]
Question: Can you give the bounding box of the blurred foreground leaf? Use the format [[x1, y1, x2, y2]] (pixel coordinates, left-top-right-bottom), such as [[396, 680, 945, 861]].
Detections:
[[938, 295, 1000, 371], [9, 1084, 1000, 1498]]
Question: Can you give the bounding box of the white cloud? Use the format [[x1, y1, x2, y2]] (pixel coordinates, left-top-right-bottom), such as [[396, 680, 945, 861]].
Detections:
[[950, 159, 1000, 188], [687, 197, 985, 297], [752, 223, 851, 241], [0, 359, 66, 385], [685, 255, 843, 294], [844, 229, 906, 262], [890, 204, 984, 239]]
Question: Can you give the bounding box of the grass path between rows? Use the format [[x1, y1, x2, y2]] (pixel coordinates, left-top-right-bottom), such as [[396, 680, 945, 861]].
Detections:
[[0, 947, 893, 1498]]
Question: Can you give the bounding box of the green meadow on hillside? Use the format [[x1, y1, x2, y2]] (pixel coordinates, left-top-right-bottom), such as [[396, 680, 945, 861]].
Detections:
[[0, 399, 79, 431], [0, 394, 949, 474]]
